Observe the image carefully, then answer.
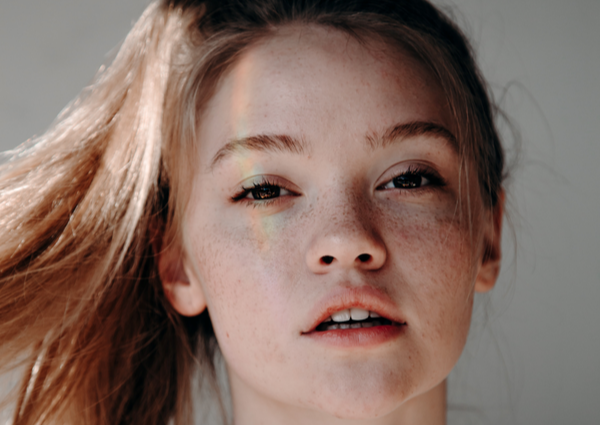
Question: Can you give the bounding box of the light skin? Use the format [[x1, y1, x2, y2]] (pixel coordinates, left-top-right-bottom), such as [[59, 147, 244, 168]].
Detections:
[[159, 25, 502, 425]]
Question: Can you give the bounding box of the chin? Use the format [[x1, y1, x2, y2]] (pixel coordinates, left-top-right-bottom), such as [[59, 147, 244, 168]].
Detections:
[[302, 370, 417, 420], [310, 392, 405, 420]]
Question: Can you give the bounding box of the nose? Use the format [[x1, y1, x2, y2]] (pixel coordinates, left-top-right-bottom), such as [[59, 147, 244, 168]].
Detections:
[[306, 210, 387, 274]]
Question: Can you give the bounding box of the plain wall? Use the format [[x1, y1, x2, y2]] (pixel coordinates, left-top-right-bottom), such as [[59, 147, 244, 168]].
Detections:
[[1, 1, 598, 424]]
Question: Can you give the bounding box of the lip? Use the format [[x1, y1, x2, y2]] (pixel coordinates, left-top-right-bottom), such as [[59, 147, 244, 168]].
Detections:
[[301, 286, 407, 348]]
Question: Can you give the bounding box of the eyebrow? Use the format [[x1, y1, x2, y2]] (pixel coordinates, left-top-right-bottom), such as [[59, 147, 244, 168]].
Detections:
[[366, 121, 458, 153], [209, 121, 457, 170], [210, 134, 307, 170]]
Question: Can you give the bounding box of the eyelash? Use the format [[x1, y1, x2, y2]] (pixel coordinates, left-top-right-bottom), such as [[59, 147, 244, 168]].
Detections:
[[376, 164, 446, 192], [232, 165, 446, 207], [231, 178, 296, 207]]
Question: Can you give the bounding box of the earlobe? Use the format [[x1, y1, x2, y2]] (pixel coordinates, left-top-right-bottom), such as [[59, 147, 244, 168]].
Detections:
[[474, 191, 504, 293], [157, 238, 207, 317]]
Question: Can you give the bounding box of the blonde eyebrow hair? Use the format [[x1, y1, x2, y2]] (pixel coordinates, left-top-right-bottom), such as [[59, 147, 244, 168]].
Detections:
[[209, 121, 457, 171], [366, 121, 458, 152], [210, 134, 307, 170]]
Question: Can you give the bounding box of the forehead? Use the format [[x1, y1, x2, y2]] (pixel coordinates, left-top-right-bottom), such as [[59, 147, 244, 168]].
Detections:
[[197, 25, 452, 163]]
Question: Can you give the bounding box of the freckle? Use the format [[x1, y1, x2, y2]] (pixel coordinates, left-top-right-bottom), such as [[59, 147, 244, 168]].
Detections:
[[226, 333, 230, 338]]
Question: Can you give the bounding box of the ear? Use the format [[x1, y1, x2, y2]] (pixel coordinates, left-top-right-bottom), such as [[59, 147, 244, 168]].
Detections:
[[474, 191, 505, 293], [156, 237, 207, 317]]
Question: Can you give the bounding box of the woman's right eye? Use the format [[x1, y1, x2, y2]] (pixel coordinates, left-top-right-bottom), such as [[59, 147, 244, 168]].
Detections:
[[246, 184, 284, 200], [232, 180, 295, 205]]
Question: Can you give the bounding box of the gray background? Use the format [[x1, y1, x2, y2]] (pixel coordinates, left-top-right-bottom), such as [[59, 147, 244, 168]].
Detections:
[[1, 1, 598, 424]]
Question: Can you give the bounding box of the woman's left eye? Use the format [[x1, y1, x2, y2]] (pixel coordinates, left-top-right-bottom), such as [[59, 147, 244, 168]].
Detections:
[[378, 166, 445, 191], [381, 173, 429, 189]]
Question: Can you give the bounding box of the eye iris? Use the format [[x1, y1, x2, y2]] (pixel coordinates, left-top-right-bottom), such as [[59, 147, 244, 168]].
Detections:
[[252, 185, 280, 199], [393, 174, 421, 188]]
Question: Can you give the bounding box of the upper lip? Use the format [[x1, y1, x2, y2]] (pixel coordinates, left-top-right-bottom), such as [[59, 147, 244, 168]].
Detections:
[[301, 285, 406, 333]]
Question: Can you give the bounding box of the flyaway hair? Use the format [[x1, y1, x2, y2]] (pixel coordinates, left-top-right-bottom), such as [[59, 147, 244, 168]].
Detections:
[[0, 1, 505, 424], [0, 4, 211, 424]]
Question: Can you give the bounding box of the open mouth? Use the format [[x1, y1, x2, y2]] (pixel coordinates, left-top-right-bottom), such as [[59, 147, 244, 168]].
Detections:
[[314, 308, 404, 332]]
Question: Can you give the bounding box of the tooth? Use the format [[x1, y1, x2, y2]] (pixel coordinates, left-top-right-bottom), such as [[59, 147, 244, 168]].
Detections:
[[350, 308, 369, 321], [331, 309, 351, 322], [328, 324, 339, 330], [339, 323, 350, 329], [369, 311, 380, 318], [324, 316, 332, 322], [350, 323, 361, 329], [362, 322, 374, 328]]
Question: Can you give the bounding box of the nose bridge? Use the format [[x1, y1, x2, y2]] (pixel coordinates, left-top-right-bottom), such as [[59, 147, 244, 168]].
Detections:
[[324, 187, 371, 238], [306, 186, 386, 272]]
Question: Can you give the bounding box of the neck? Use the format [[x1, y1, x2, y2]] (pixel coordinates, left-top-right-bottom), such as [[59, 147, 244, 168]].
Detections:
[[228, 374, 447, 425]]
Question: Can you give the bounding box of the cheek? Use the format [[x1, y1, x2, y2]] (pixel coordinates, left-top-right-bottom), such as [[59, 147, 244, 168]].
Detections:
[[186, 212, 305, 366], [381, 205, 477, 357]]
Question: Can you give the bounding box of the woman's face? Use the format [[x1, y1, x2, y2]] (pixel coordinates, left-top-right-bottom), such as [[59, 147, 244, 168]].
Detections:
[[164, 26, 500, 421]]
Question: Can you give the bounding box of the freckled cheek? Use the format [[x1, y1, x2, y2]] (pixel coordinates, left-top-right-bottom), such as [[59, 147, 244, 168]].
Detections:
[[381, 211, 475, 341], [188, 218, 304, 358], [384, 210, 472, 278]]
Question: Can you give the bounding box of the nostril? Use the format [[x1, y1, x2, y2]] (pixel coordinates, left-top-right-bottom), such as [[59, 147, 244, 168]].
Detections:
[[320, 256, 334, 265], [357, 253, 371, 263]]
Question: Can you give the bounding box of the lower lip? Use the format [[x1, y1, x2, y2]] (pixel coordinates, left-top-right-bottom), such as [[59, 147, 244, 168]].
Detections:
[[304, 324, 405, 348]]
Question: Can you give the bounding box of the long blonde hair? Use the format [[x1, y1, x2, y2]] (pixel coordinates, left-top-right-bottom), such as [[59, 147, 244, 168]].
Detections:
[[0, 1, 505, 424]]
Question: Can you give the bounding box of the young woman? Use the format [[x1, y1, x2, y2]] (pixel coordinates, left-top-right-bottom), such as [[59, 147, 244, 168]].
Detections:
[[0, 1, 505, 424]]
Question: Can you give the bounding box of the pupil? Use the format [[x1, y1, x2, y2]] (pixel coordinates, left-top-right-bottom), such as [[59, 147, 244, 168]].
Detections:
[[253, 185, 280, 199], [393, 174, 421, 188]]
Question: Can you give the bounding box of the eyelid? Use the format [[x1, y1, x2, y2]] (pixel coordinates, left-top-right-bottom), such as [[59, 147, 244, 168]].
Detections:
[[375, 162, 446, 190], [231, 175, 301, 202]]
